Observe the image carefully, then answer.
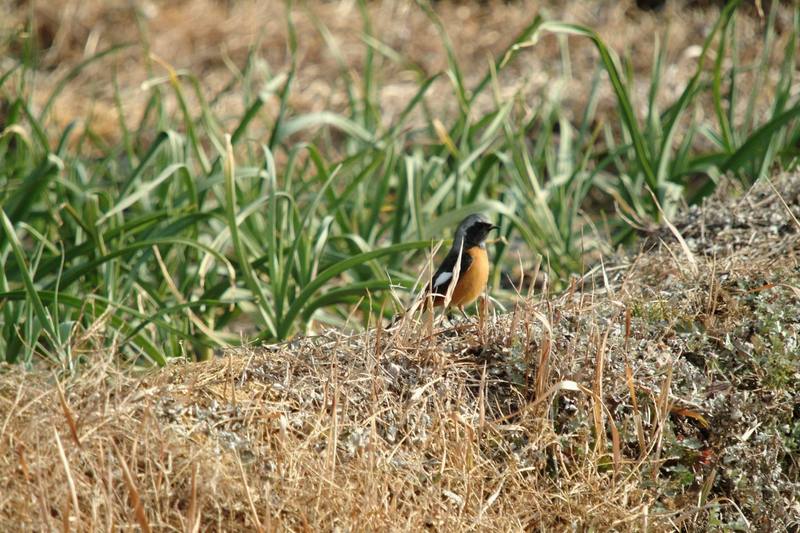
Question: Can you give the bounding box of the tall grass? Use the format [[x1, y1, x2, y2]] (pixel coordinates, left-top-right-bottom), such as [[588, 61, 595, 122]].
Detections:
[[1, 1, 798, 364]]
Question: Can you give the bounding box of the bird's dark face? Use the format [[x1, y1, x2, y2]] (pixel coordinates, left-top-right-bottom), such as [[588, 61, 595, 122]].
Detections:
[[454, 214, 498, 249]]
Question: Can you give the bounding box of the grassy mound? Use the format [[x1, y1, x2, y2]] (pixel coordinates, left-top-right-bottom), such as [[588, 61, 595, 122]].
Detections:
[[2, 174, 797, 530]]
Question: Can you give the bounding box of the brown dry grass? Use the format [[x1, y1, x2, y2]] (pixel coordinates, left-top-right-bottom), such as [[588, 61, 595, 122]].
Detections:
[[2, 173, 798, 531]]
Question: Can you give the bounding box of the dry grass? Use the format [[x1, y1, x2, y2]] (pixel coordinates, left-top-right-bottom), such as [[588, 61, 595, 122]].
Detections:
[[2, 173, 798, 531], [2, 1, 799, 529]]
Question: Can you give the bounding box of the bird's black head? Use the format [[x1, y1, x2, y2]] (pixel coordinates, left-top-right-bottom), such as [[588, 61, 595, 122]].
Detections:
[[453, 214, 498, 249]]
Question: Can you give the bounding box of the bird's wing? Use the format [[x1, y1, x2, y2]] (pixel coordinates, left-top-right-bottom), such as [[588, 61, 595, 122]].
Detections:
[[428, 247, 473, 297]]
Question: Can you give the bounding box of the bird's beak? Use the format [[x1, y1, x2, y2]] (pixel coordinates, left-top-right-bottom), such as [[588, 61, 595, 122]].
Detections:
[[490, 224, 500, 232]]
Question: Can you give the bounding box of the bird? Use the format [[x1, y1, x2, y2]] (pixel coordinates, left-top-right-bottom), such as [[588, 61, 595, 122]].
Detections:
[[421, 213, 498, 314]]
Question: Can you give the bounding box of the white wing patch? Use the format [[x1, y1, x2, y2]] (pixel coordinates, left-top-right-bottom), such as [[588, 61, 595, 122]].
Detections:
[[433, 271, 452, 291]]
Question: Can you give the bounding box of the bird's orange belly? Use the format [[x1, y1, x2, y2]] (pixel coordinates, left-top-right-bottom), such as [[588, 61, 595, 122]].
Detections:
[[450, 247, 489, 307]]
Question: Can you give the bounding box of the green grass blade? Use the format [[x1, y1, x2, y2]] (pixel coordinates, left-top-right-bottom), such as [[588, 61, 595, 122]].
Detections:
[[721, 104, 800, 174], [536, 21, 656, 190], [222, 135, 277, 336], [99, 163, 187, 224], [276, 240, 432, 339], [0, 290, 169, 364], [0, 209, 60, 358]]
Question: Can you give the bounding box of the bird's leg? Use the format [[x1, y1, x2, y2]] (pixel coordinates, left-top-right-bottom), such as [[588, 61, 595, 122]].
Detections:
[[458, 305, 469, 321]]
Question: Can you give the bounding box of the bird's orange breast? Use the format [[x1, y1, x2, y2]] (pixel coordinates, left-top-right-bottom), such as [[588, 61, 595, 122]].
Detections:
[[449, 246, 489, 307]]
